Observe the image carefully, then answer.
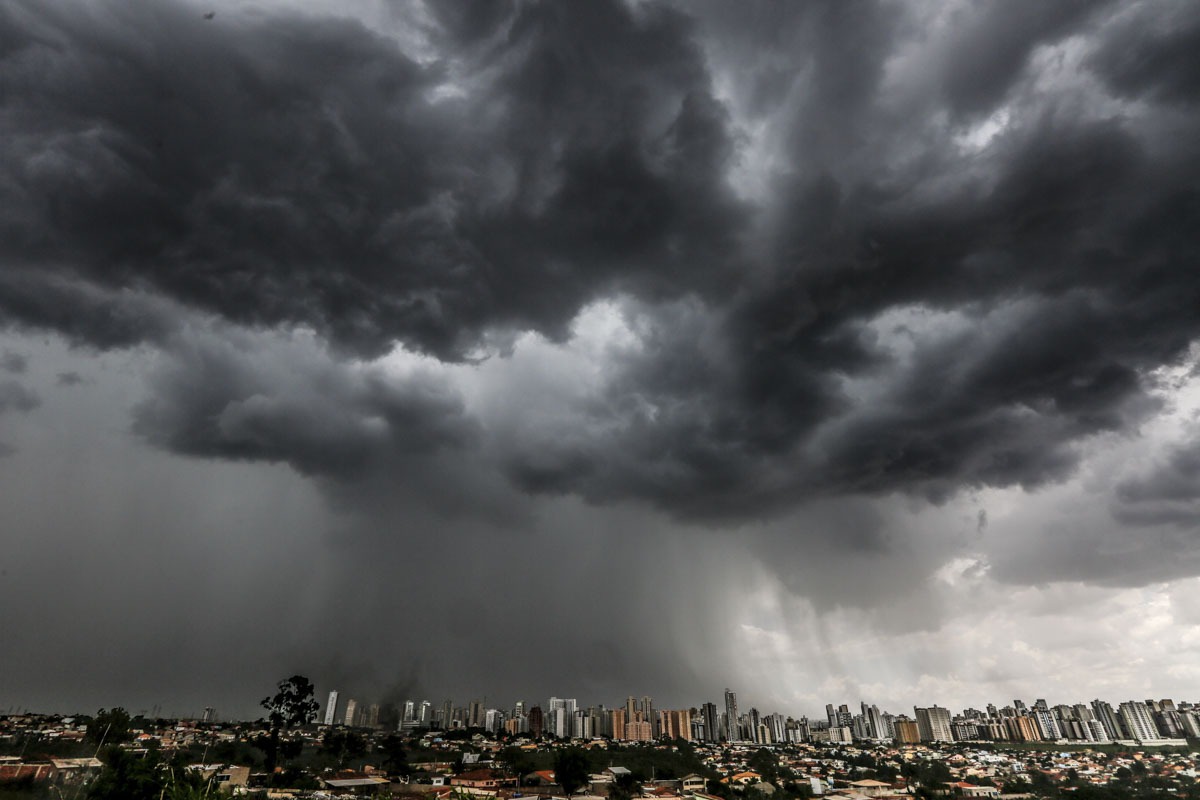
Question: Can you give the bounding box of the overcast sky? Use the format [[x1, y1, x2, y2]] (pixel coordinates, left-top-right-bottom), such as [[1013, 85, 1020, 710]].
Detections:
[[2, 0, 1200, 722]]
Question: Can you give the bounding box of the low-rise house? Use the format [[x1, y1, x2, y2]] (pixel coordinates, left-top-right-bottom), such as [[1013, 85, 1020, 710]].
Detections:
[[189, 764, 251, 792], [452, 769, 515, 790]]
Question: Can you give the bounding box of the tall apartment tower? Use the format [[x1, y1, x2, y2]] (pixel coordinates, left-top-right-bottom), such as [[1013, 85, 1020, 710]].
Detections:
[[324, 690, 339, 726], [724, 689, 740, 742], [1118, 701, 1162, 742], [344, 699, 358, 727], [702, 702, 719, 743], [529, 706, 544, 738], [914, 706, 953, 742], [473, 700, 489, 728]]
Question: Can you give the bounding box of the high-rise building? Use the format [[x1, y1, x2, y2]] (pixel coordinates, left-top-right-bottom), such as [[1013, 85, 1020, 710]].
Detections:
[[612, 709, 627, 741], [324, 691, 340, 727], [893, 717, 920, 744], [468, 700, 485, 729], [1004, 715, 1041, 742], [701, 703, 719, 743], [861, 703, 885, 740], [1119, 701, 1162, 742], [659, 709, 693, 742], [724, 689, 740, 742], [576, 709, 593, 739], [914, 706, 953, 743], [548, 698, 576, 739], [641, 697, 656, 738], [1091, 700, 1126, 740], [1031, 710, 1060, 740], [529, 706, 544, 738], [344, 699, 358, 727]]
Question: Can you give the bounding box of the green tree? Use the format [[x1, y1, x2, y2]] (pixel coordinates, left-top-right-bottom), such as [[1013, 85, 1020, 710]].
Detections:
[[609, 771, 643, 800], [257, 674, 319, 777], [747, 749, 780, 784], [379, 733, 411, 776], [554, 747, 592, 797], [498, 745, 538, 781], [87, 708, 132, 746], [87, 748, 212, 800], [321, 729, 367, 768]]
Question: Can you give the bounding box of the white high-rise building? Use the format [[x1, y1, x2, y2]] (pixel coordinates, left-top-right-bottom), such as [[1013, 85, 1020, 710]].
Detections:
[[548, 698, 577, 738], [324, 690, 339, 726], [1119, 702, 1162, 742], [915, 706, 953, 743], [344, 699, 358, 727], [1032, 710, 1062, 740]]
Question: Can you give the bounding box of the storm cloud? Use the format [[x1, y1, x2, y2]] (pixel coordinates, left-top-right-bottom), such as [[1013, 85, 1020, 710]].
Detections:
[[2, 0, 1200, 716]]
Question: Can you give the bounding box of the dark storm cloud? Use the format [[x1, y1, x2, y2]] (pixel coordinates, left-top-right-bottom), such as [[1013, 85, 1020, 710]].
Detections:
[[1113, 432, 1200, 528], [3, 0, 1200, 528], [0, 272, 179, 348], [1, 0, 743, 359], [1088, 2, 1200, 107], [938, 0, 1109, 116], [130, 330, 475, 479], [496, 111, 1198, 517]]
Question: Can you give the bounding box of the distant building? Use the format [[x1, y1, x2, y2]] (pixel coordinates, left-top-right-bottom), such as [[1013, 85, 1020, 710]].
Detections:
[[1119, 701, 1161, 742], [528, 706, 544, 738], [190, 764, 250, 792], [724, 689, 740, 742], [893, 717, 920, 744], [914, 706, 953, 743], [701, 702, 719, 743], [324, 690, 340, 727]]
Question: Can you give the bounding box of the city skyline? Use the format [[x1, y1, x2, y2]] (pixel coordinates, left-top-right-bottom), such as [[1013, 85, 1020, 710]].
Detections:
[[9, 685, 1197, 743], [3, 0, 1200, 720]]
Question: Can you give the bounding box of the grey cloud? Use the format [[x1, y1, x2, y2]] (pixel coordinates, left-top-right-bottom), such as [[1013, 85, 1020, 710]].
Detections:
[[2, 0, 744, 359], [4, 0, 1200, 529], [493, 109, 1197, 518], [131, 330, 475, 479], [0, 379, 39, 414], [939, 0, 1110, 116], [0, 378, 39, 455], [0, 272, 179, 349], [1089, 3, 1200, 106], [56, 371, 85, 386], [1, 351, 28, 373], [1113, 433, 1200, 527]]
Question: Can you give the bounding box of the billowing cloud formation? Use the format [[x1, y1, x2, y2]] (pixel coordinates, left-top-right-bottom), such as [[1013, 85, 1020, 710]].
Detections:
[[2, 0, 1200, 715], [4, 0, 1198, 522]]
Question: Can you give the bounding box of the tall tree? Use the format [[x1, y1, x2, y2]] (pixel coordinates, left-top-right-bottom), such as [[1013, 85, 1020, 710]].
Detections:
[[554, 747, 592, 797], [87, 708, 132, 746], [258, 675, 319, 776]]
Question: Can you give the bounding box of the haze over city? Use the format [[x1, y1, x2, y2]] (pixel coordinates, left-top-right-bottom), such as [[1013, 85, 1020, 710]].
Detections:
[[2, 0, 1200, 723]]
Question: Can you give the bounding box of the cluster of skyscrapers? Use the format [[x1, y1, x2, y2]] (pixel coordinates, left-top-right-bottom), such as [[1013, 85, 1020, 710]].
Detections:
[[319, 689, 1199, 747]]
